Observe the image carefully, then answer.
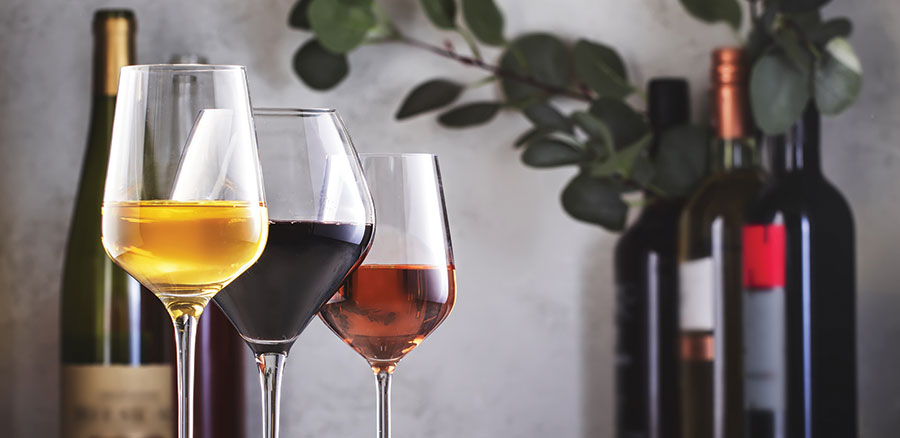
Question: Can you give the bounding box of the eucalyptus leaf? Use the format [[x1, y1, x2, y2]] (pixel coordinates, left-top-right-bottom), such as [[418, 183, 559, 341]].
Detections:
[[395, 79, 464, 120], [292, 39, 349, 90], [420, 0, 456, 30], [288, 0, 314, 29], [522, 139, 586, 168], [652, 125, 709, 196], [781, 0, 831, 14], [589, 135, 652, 178], [573, 40, 632, 99], [308, 0, 376, 54], [514, 127, 554, 148], [561, 174, 628, 230], [523, 103, 574, 133], [461, 0, 504, 46], [589, 98, 649, 149], [750, 50, 810, 134], [437, 102, 501, 127], [773, 28, 813, 72], [814, 38, 862, 115], [807, 18, 853, 44], [679, 0, 742, 30], [499, 33, 570, 103], [572, 111, 614, 149]]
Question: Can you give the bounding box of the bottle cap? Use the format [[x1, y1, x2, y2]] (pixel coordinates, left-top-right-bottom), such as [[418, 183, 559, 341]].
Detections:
[[648, 78, 691, 136]]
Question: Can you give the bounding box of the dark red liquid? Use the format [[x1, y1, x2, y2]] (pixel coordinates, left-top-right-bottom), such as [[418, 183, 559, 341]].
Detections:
[[319, 265, 456, 373], [214, 221, 373, 354]]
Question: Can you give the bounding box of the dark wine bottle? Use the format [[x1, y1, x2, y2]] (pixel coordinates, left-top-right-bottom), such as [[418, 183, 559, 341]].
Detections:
[[678, 48, 766, 438], [168, 53, 247, 438], [60, 10, 174, 438], [614, 78, 691, 438], [743, 105, 857, 438]]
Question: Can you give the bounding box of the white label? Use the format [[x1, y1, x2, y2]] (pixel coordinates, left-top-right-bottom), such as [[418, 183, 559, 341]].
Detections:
[[62, 364, 174, 438], [679, 258, 715, 330], [744, 287, 786, 438]]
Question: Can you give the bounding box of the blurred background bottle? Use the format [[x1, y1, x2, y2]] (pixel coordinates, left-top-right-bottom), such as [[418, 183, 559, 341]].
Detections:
[[743, 105, 857, 438], [169, 53, 248, 438], [614, 77, 691, 438], [678, 47, 766, 438], [60, 10, 175, 438]]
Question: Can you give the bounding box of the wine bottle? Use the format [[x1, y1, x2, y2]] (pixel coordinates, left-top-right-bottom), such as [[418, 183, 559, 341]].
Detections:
[[168, 53, 248, 438], [678, 48, 766, 438], [60, 10, 174, 438], [743, 105, 857, 438], [613, 78, 691, 438]]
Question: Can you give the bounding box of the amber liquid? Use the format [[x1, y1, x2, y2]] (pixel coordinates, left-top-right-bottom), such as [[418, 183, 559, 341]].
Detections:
[[102, 200, 268, 317], [319, 264, 456, 373]]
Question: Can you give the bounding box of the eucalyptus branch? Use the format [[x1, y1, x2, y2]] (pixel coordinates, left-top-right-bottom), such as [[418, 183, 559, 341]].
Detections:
[[394, 35, 595, 103], [455, 27, 483, 61]]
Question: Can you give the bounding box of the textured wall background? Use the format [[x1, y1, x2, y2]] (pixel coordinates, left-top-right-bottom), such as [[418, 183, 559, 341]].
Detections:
[[0, 0, 896, 437]]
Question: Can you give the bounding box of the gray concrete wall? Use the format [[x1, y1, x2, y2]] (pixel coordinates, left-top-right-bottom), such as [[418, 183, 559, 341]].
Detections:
[[0, 0, 895, 436]]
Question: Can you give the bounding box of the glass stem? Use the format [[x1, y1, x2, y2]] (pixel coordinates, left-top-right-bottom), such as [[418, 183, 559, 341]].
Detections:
[[172, 313, 198, 438], [256, 352, 287, 438], [376, 370, 392, 438]]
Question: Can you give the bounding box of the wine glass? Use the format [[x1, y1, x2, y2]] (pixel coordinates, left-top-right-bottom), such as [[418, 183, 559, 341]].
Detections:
[[213, 108, 375, 438], [319, 153, 457, 438], [100, 65, 268, 438]]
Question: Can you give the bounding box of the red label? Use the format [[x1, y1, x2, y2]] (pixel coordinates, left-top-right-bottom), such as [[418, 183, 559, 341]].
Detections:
[[742, 224, 786, 288]]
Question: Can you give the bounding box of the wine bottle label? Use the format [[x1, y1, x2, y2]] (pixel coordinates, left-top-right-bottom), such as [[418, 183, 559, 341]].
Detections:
[[679, 257, 714, 331], [742, 224, 786, 438], [62, 364, 173, 438]]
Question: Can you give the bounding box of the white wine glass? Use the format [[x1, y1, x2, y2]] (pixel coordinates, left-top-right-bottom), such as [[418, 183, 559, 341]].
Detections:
[[100, 64, 268, 438]]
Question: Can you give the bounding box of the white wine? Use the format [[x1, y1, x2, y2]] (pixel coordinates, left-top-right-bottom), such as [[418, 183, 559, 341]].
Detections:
[[102, 200, 268, 318], [678, 48, 766, 438], [60, 10, 175, 438]]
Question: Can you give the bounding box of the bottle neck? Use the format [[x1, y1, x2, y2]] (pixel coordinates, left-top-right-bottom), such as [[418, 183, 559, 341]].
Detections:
[[93, 15, 135, 97], [710, 136, 757, 173], [770, 105, 821, 176]]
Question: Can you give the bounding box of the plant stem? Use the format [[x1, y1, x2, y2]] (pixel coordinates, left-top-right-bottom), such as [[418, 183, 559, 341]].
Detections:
[[394, 35, 594, 103], [455, 27, 483, 61]]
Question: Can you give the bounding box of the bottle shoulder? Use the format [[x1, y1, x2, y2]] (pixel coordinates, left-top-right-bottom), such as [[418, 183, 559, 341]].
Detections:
[[681, 168, 766, 220], [746, 173, 854, 226], [616, 199, 682, 256]]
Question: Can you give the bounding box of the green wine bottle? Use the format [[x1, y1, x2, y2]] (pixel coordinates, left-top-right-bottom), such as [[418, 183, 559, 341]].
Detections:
[[60, 10, 174, 438]]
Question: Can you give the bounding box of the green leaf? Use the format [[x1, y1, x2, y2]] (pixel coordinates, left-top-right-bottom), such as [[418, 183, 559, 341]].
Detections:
[[781, 0, 831, 14], [573, 40, 632, 99], [288, 0, 314, 30], [679, 0, 742, 29], [572, 111, 614, 148], [420, 0, 456, 30], [589, 98, 649, 149], [523, 103, 574, 133], [308, 0, 376, 54], [292, 39, 349, 90], [499, 33, 571, 103], [807, 18, 853, 44], [652, 125, 709, 196], [814, 38, 862, 115], [750, 50, 810, 134], [514, 127, 554, 148], [437, 102, 501, 127], [561, 174, 628, 231], [589, 135, 652, 178], [395, 79, 464, 120], [773, 28, 813, 72], [461, 0, 504, 45], [522, 139, 586, 168]]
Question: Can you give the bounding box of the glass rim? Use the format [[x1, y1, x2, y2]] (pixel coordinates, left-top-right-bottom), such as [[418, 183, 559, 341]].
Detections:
[[358, 153, 438, 158], [253, 107, 337, 116], [120, 64, 247, 73]]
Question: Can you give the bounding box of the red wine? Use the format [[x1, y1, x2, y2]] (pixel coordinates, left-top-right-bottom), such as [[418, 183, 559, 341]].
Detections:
[[744, 106, 857, 438], [614, 78, 690, 438], [319, 265, 456, 373], [214, 221, 373, 354]]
